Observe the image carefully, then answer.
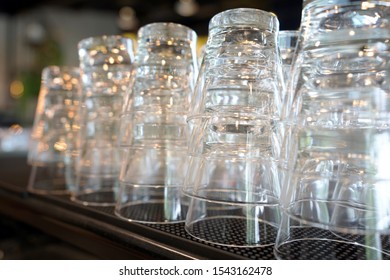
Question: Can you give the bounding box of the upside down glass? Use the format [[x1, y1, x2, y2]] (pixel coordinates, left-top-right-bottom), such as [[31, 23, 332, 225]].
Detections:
[[275, 0, 390, 259], [72, 35, 134, 206], [27, 66, 80, 194], [115, 22, 198, 223], [183, 8, 285, 247]]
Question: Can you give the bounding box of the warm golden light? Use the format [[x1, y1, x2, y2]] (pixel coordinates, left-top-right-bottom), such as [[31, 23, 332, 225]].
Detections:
[[9, 124, 23, 134], [10, 80, 24, 99], [54, 141, 67, 152]]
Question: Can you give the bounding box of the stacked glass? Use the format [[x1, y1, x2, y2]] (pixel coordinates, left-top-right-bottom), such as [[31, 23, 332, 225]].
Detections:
[[72, 35, 135, 206], [183, 8, 285, 247], [115, 23, 198, 223], [28, 66, 80, 194], [275, 0, 390, 259]]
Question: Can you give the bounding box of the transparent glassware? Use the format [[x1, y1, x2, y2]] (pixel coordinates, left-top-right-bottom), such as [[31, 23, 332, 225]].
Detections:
[[27, 66, 81, 195], [278, 30, 299, 102], [191, 8, 284, 117], [275, 0, 390, 259], [72, 35, 135, 206], [183, 8, 285, 247], [115, 22, 198, 223]]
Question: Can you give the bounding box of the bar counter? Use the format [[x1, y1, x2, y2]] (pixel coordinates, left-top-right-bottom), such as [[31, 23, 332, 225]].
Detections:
[[0, 153, 275, 260]]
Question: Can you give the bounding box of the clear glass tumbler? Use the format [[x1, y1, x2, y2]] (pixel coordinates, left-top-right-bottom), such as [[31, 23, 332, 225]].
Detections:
[[183, 8, 285, 247], [115, 22, 198, 223], [72, 35, 135, 206], [275, 0, 390, 259], [27, 65, 80, 195]]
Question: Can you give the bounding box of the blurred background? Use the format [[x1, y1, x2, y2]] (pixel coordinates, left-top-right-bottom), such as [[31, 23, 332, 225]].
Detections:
[[0, 0, 302, 153]]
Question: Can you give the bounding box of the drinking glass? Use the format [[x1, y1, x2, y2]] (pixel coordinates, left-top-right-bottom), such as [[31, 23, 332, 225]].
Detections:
[[183, 8, 285, 247], [115, 22, 198, 223], [72, 35, 135, 206], [27, 66, 80, 194], [275, 0, 390, 259]]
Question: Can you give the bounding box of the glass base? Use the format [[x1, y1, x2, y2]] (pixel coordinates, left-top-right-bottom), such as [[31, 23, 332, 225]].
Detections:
[[27, 165, 69, 195], [71, 190, 117, 207], [115, 200, 187, 224]]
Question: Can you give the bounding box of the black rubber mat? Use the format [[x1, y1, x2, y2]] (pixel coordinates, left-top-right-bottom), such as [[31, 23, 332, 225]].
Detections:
[[91, 204, 390, 260], [93, 204, 276, 260]]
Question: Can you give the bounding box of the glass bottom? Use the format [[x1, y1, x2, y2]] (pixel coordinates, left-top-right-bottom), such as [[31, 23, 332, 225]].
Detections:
[[27, 165, 70, 195], [115, 200, 187, 224], [71, 190, 117, 207], [115, 183, 187, 224], [28, 178, 69, 195]]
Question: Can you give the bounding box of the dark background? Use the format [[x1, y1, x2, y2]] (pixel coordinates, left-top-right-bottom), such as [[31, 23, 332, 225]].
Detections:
[[0, 0, 303, 34]]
